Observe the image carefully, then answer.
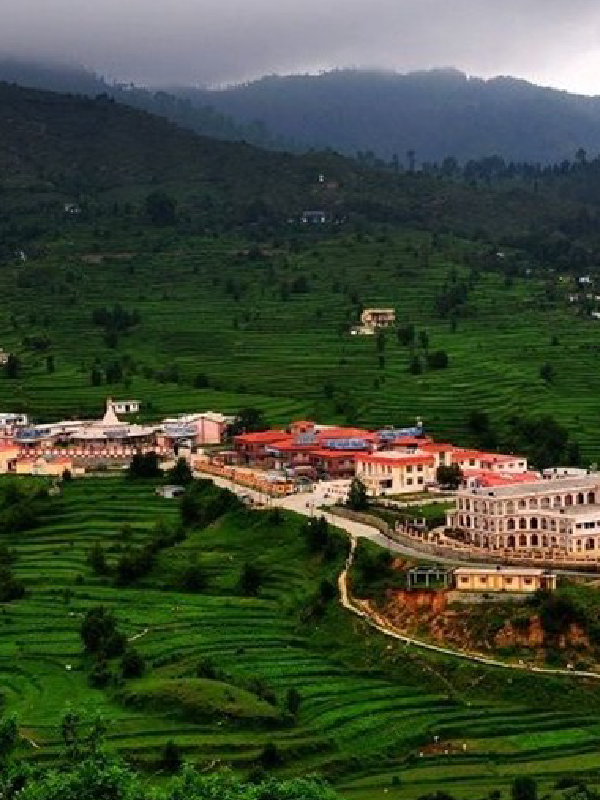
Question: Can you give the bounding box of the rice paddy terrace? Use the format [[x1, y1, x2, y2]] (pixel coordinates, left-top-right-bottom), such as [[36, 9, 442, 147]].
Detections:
[[2, 227, 600, 460], [4, 475, 600, 798]]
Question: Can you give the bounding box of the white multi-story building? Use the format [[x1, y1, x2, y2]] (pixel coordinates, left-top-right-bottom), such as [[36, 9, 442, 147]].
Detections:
[[448, 476, 600, 557]]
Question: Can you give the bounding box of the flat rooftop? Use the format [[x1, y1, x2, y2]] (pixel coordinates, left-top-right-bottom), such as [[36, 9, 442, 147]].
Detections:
[[454, 567, 554, 576], [466, 475, 600, 497]]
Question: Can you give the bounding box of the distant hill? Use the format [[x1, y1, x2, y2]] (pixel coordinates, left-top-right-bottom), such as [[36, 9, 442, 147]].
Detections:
[[2, 78, 580, 245], [169, 69, 600, 164], [0, 57, 289, 151]]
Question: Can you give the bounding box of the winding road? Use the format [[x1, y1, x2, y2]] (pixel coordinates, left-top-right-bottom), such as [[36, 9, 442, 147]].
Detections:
[[195, 471, 600, 680]]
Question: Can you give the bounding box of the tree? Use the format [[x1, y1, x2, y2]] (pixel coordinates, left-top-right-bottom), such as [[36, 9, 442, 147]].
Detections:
[[162, 740, 183, 773], [80, 606, 126, 657], [436, 464, 464, 489], [260, 741, 283, 768], [512, 776, 537, 800], [87, 543, 108, 576], [286, 687, 301, 716], [179, 562, 206, 593], [539, 362, 554, 383], [3, 354, 20, 379], [120, 648, 145, 679], [408, 355, 422, 375], [145, 190, 177, 226], [427, 350, 449, 369], [0, 715, 17, 763], [238, 562, 263, 596], [128, 451, 162, 478], [0, 567, 25, 603], [229, 407, 267, 435], [193, 372, 210, 388], [168, 457, 193, 486], [397, 324, 415, 346], [418, 330, 429, 349], [347, 477, 369, 511]]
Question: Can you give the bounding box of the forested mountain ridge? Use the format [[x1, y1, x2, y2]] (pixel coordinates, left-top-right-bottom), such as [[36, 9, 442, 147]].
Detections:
[[0, 56, 289, 150], [0, 79, 583, 247], [171, 68, 600, 164], [4, 59, 600, 165]]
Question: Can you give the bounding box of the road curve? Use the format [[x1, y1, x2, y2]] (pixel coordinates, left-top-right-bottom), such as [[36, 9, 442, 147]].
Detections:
[[194, 471, 600, 679]]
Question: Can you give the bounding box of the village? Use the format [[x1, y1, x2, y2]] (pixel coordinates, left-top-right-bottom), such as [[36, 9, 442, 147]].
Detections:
[[3, 392, 600, 584]]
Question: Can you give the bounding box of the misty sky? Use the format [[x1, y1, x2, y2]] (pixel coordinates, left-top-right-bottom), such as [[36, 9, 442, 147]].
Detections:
[[3, 0, 600, 94]]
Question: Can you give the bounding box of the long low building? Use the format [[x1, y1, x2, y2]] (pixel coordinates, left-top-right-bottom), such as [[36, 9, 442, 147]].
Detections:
[[447, 476, 600, 558], [453, 566, 557, 593]]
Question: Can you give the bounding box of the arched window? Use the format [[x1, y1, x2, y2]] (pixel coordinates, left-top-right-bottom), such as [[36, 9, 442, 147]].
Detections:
[[586, 538, 596, 551], [507, 518, 516, 530], [519, 534, 527, 547], [588, 492, 596, 504], [465, 500, 471, 511], [518, 499, 527, 510], [541, 497, 550, 509], [553, 496, 562, 508], [529, 498, 538, 509], [506, 501, 515, 514], [577, 493, 585, 505], [530, 517, 538, 530], [565, 495, 573, 506], [519, 517, 527, 530], [541, 518, 548, 530], [542, 535, 548, 548], [507, 535, 516, 549], [466, 515, 471, 528], [531, 533, 539, 547]]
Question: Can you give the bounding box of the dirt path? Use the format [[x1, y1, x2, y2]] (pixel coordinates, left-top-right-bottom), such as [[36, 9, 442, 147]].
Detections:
[[339, 535, 600, 681]]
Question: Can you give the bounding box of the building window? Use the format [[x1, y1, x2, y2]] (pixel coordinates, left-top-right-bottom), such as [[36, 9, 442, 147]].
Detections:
[[461, 577, 469, 583], [406, 478, 413, 486], [524, 578, 532, 585]]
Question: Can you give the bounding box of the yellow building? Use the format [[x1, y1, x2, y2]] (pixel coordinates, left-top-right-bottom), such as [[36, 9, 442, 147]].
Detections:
[[355, 451, 436, 495], [453, 567, 557, 593]]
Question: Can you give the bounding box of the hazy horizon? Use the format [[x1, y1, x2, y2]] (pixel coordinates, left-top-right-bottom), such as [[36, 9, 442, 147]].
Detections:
[[2, 0, 600, 96]]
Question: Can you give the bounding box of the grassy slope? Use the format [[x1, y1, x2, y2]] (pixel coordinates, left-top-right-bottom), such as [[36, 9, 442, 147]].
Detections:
[[2, 228, 600, 458], [3, 476, 600, 798]]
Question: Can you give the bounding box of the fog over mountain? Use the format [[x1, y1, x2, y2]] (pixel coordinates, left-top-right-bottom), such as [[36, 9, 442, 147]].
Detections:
[[1, 0, 600, 94]]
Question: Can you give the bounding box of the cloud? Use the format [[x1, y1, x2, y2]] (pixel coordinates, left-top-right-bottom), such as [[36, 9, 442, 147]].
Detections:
[[1, 0, 600, 92]]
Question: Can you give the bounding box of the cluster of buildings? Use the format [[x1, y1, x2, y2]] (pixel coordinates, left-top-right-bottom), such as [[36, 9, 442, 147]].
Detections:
[[0, 398, 233, 477], [221, 418, 534, 493], [5, 399, 599, 567]]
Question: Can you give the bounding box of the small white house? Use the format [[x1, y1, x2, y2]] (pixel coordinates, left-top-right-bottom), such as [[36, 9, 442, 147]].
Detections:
[[111, 400, 140, 415]]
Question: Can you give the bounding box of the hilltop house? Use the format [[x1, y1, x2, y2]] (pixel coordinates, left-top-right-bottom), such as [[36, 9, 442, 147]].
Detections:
[[352, 308, 396, 335]]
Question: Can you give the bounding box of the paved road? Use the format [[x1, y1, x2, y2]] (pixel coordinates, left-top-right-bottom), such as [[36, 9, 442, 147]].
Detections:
[[194, 473, 590, 571], [195, 471, 600, 679]]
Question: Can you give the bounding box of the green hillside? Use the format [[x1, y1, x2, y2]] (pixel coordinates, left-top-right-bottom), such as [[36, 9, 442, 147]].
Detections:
[[3, 475, 600, 799], [1, 80, 600, 461], [1, 227, 598, 460]]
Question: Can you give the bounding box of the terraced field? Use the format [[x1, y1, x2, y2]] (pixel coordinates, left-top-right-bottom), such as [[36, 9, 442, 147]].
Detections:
[[2, 228, 600, 459], [4, 475, 600, 796]]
